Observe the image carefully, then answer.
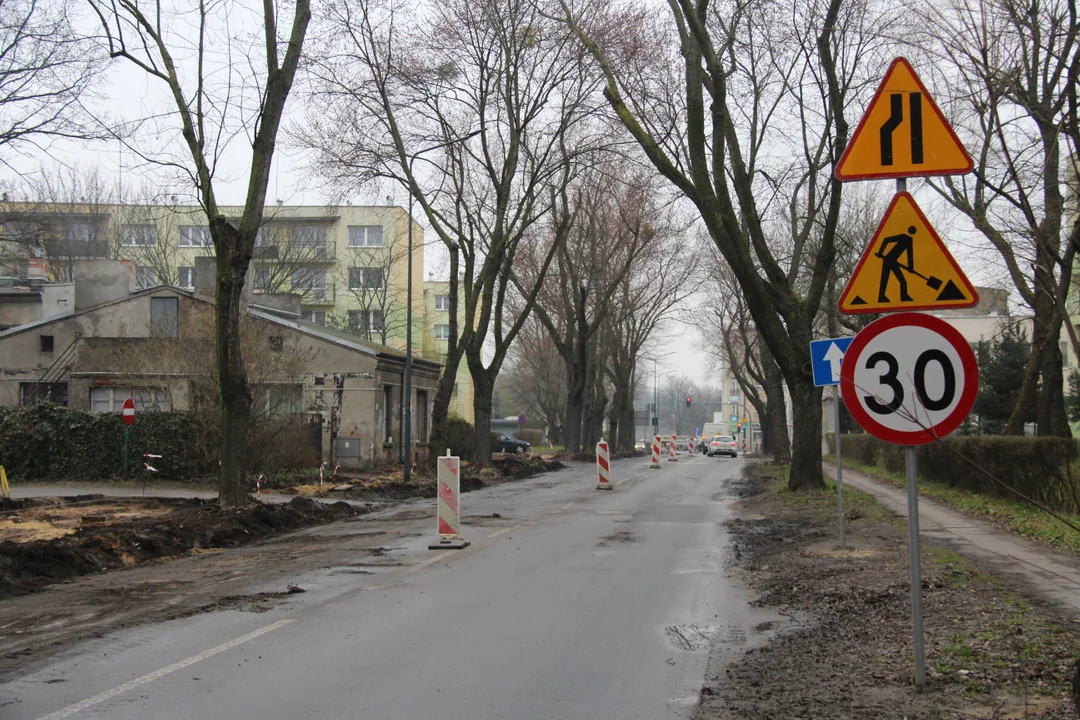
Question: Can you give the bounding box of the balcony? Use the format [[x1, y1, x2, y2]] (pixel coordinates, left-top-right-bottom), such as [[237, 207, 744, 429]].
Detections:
[[293, 283, 336, 306], [252, 240, 336, 263]]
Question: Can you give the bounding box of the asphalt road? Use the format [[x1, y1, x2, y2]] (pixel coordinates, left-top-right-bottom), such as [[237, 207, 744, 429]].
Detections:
[[3, 454, 762, 720]]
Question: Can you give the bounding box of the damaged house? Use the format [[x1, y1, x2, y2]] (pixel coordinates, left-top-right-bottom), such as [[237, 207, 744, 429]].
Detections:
[[0, 259, 441, 470]]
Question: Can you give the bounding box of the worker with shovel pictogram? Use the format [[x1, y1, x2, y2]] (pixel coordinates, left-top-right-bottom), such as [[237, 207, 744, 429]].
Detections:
[[875, 226, 943, 304]]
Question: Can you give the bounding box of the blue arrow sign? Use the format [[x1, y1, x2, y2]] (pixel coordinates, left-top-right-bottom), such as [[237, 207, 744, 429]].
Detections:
[[810, 337, 854, 387]]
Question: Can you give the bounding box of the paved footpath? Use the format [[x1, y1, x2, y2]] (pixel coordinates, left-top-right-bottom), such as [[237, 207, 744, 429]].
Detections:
[[825, 464, 1080, 617]]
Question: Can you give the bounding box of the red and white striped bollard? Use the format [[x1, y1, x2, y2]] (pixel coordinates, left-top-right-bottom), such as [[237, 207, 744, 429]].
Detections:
[[668, 435, 678, 462], [650, 435, 662, 469], [596, 440, 612, 490]]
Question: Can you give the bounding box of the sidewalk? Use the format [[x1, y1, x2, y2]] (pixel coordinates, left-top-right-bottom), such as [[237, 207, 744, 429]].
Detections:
[[824, 464, 1080, 618]]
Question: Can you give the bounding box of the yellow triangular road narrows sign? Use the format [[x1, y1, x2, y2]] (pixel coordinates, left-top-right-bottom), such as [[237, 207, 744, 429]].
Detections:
[[838, 192, 978, 314], [836, 57, 973, 181]]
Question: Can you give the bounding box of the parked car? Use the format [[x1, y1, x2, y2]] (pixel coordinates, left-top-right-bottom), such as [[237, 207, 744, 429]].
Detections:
[[494, 432, 531, 454], [708, 435, 738, 458], [675, 438, 690, 452]]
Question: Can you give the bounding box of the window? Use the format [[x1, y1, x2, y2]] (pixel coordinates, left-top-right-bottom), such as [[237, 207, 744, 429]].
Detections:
[[264, 384, 303, 416], [64, 222, 107, 257], [39, 335, 54, 353], [121, 224, 157, 247], [135, 266, 157, 290], [729, 380, 740, 397], [178, 267, 194, 288], [151, 296, 178, 337], [254, 226, 271, 247], [133, 387, 168, 411], [416, 390, 430, 441], [292, 268, 327, 301], [301, 309, 326, 325], [435, 295, 450, 310], [435, 324, 450, 340], [19, 382, 66, 406], [90, 387, 168, 413], [292, 225, 327, 247], [179, 226, 211, 247], [348, 309, 383, 335], [348, 267, 383, 289], [269, 336, 284, 352], [348, 225, 383, 247], [255, 267, 270, 290]]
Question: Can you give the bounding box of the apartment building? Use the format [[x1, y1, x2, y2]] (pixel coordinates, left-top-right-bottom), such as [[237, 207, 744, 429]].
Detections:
[[421, 280, 475, 423], [0, 202, 424, 353]]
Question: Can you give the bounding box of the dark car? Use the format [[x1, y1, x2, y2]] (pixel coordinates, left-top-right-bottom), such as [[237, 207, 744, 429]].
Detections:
[[494, 432, 531, 454]]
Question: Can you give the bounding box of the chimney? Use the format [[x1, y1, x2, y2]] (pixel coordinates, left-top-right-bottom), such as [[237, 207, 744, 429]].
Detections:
[[73, 260, 134, 310]]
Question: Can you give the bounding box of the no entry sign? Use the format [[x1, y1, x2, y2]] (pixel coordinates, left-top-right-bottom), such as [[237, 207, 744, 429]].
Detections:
[[122, 397, 135, 426], [840, 313, 978, 445]]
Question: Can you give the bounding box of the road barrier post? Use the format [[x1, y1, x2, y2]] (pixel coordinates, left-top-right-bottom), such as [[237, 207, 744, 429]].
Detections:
[[596, 440, 612, 490], [668, 436, 678, 463], [650, 436, 662, 469], [429, 449, 470, 550]]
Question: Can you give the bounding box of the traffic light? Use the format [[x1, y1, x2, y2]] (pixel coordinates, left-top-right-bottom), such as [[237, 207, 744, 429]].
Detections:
[[685, 396, 692, 407], [736, 422, 743, 432]]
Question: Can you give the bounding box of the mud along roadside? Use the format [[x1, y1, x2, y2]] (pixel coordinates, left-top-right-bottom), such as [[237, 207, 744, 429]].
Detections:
[[697, 463, 1080, 720]]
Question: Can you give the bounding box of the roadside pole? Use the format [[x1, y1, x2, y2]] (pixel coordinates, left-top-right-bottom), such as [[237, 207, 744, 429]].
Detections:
[[124, 426, 130, 475], [905, 446, 925, 685], [121, 398, 135, 475], [834, 385, 845, 549]]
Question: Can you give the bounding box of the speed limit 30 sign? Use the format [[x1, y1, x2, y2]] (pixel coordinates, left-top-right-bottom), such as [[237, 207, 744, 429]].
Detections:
[[840, 313, 978, 445]]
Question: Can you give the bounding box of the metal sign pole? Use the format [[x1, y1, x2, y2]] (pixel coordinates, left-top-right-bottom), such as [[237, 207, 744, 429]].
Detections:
[[834, 385, 845, 548], [905, 445, 926, 687]]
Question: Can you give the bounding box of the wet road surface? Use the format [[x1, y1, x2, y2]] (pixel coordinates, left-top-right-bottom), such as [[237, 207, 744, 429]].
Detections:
[[3, 454, 756, 720]]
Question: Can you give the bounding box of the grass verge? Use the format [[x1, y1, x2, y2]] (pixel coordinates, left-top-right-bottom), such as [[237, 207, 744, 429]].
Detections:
[[827, 453, 1080, 555]]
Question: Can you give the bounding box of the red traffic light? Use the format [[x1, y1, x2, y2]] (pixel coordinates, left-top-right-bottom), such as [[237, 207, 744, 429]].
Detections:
[[685, 396, 692, 407]]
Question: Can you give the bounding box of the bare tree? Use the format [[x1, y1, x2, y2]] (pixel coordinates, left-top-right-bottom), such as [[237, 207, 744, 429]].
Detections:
[[501, 314, 568, 445], [918, 0, 1080, 436], [557, 0, 893, 489], [0, 0, 106, 160], [90, 0, 312, 506], [603, 220, 699, 452], [0, 164, 115, 280], [522, 165, 652, 453], [303, 0, 601, 464]]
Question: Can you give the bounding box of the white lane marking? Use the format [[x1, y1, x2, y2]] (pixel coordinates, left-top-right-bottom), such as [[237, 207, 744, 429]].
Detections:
[[37, 619, 294, 720], [407, 549, 456, 573], [485, 522, 528, 539], [561, 502, 575, 510]]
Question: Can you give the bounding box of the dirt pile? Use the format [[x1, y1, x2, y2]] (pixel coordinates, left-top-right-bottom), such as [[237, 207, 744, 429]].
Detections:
[[0, 496, 361, 597], [698, 464, 1080, 720], [307, 454, 564, 501]]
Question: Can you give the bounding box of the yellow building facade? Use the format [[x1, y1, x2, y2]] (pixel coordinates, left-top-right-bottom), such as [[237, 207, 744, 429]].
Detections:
[[421, 280, 475, 423]]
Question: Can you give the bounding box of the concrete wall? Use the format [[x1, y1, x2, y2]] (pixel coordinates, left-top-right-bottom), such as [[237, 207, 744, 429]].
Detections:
[[73, 260, 134, 310]]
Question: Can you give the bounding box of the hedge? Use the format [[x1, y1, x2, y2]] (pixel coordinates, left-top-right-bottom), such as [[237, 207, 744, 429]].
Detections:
[[836, 433, 1080, 514], [0, 403, 317, 482], [0, 403, 205, 481]]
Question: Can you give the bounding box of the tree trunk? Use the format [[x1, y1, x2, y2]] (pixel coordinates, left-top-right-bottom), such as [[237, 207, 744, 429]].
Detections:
[[428, 361, 458, 464], [1039, 320, 1071, 437], [471, 368, 494, 465], [215, 248, 253, 507], [786, 374, 823, 490], [762, 347, 791, 464]]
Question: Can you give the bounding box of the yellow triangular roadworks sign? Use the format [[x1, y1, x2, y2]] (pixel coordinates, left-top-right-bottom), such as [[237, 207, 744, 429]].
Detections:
[[836, 57, 973, 181], [838, 192, 978, 314]]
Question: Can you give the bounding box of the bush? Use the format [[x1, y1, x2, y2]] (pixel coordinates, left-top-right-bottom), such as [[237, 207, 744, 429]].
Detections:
[[0, 403, 318, 483], [842, 433, 881, 466], [0, 403, 204, 481], [443, 417, 475, 462], [917, 436, 1079, 513], [513, 428, 545, 446]]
